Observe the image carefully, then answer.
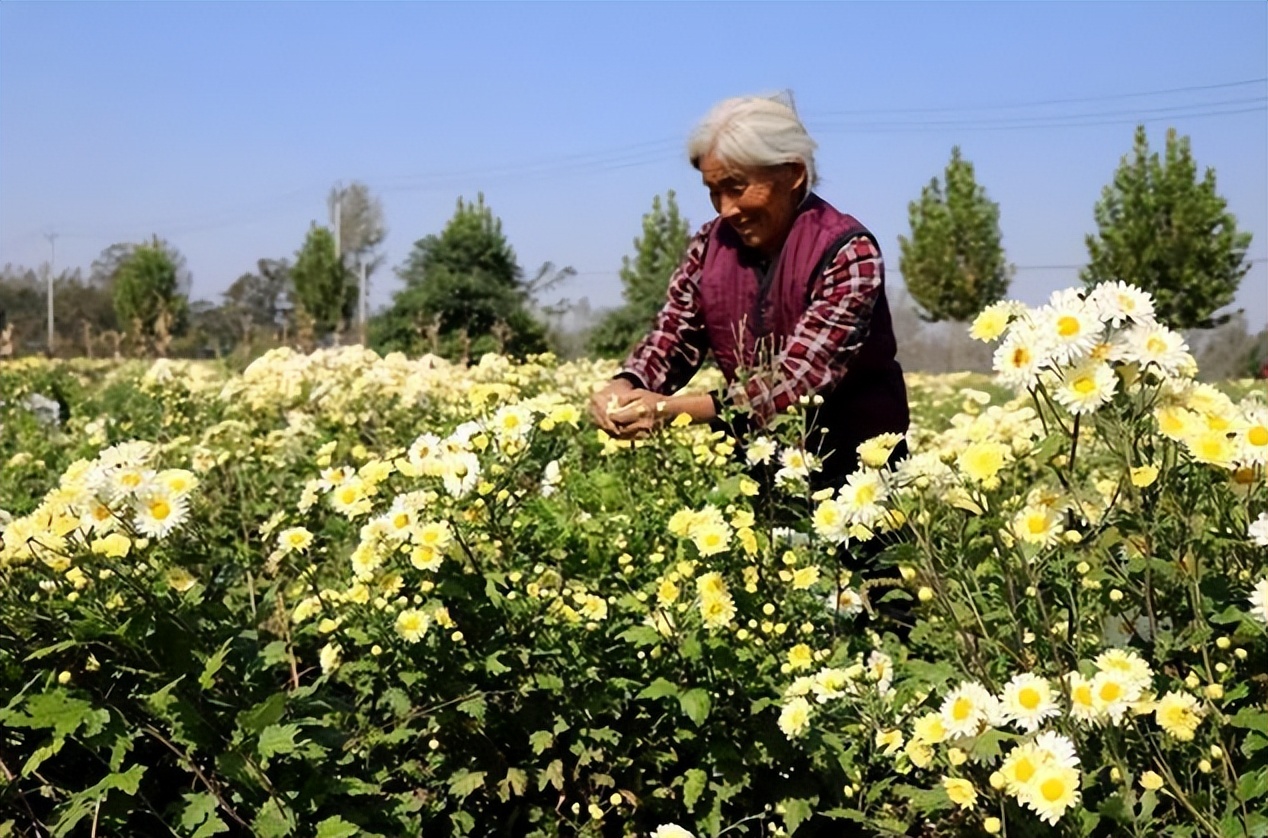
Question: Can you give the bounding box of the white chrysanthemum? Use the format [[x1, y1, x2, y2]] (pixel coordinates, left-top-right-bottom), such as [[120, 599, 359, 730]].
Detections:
[[107, 466, 158, 502], [97, 440, 156, 469], [1237, 407, 1268, 466], [745, 436, 777, 465], [829, 587, 864, 617], [395, 609, 431, 643], [1025, 764, 1081, 825], [490, 404, 535, 441], [1249, 577, 1268, 625], [651, 825, 695, 838], [778, 696, 814, 738], [1011, 504, 1064, 547], [1053, 360, 1117, 415], [1088, 280, 1155, 327], [970, 301, 1019, 342], [132, 489, 188, 539], [540, 459, 562, 497], [812, 499, 850, 543], [1065, 672, 1101, 725], [1031, 731, 1081, 769], [691, 521, 733, 557], [866, 650, 894, 695], [939, 681, 997, 739], [1094, 648, 1154, 693], [1122, 323, 1190, 376], [1250, 513, 1268, 548], [1089, 670, 1137, 724], [1039, 289, 1100, 366], [837, 470, 888, 526], [1000, 673, 1060, 733], [440, 451, 481, 498], [993, 327, 1047, 389], [79, 499, 119, 535], [775, 446, 819, 486]]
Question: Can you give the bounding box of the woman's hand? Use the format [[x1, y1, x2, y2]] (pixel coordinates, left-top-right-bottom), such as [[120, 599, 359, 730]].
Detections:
[[589, 378, 636, 436], [604, 389, 669, 440]]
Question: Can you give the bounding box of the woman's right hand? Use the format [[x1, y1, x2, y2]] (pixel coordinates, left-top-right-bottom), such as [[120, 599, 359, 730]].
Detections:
[[588, 377, 635, 436]]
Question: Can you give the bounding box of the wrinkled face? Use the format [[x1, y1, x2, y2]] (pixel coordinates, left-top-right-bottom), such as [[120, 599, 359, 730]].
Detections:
[[698, 151, 806, 258]]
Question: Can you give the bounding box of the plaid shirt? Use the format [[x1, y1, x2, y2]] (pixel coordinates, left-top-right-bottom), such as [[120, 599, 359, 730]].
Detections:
[[621, 219, 886, 426]]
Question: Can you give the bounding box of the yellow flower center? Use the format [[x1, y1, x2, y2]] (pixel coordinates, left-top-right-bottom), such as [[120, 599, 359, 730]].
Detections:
[[1019, 686, 1041, 710], [1027, 516, 1048, 535], [1057, 315, 1081, 338], [1016, 757, 1036, 784], [1011, 347, 1031, 367], [122, 472, 142, 488], [149, 499, 171, 521], [1073, 376, 1097, 395], [1145, 336, 1167, 354], [1248, 426, 1268, 447], [1072, 684, 1093, 706], [1099, 681, 1122, 702], [393, 513, 410, 529], [1041, 777, 1066, 802], [952, 697, 974, 721]]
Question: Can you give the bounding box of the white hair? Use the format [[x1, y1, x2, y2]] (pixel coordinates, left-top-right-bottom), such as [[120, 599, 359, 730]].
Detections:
[[687, 93, 819, 187]]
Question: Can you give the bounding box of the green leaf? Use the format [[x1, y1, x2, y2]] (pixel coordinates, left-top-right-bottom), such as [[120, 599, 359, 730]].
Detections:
[[535, 673, 564, 691], [180, 792, 221, 832], [683, 768, 707, 810], [500, 767, 528, 799], [449, 770, 486, 800], [968, 728, 1016, 763], [257, 724, 302, 759], [1230, 708, 1268, 731], [637, 678, 679, 700], [539, 759, 564, 792], [251, 798, 294, 838], [1098, 793, 1132, 825], [23, 640, 79, 662], [679, 688, 711, 726], [315, 816, 361, 838], [782, 797, 815, 835], [529, 730, 554, 755], [199, 639, 233, 690], [17, 691, 110, 740], [485, 652, 511, 675], [893, 784, 953, 815], [1240, 768, 1268, 802], [238, 693, 287, 735], [457, 696, 487, 723], [191, 815, 229, 838], [617, 625, 662, 647]]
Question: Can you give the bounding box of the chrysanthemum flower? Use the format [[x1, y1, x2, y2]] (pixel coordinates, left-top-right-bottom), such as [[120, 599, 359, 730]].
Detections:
[[970, 301, 1018, 342], [745, 436, 777, 465], [838, 470, 888, 526], [940, 681, 997, 739], [1123, 323, 1189, 376], [1065, 672, 1100, 725], [812, 499, 850, 543], [957, 442, 1011, 484], [1039, 290, 1100, 366], [1094, 648, 1154, 693], [395, 609, 430, 643], [1247, 576, 1267, 625], [1024, 764, 1081, 825], [1088, 280, 1155, 327], [133, 489, 188, 539], [993, 329, 1046, 389], [857, 433, 905, 469], [1237, 407, 1268, 466], [690, 521, 733, 556], [943, 777, 977, 810], [1000, 674, 1059, 732], [778, 696, 813, 738], [1011, 505, 1064, 548], [911, 711, 947, 745], [1154, 690, 1204, 741], [1053, 360, 1117, 415]]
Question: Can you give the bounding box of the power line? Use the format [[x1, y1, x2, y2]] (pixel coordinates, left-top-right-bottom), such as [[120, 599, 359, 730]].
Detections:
[[813, 77, 1268, 117]]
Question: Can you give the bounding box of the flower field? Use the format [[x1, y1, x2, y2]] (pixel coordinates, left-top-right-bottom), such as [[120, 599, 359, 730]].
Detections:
[[1, 284, 1266, 838]]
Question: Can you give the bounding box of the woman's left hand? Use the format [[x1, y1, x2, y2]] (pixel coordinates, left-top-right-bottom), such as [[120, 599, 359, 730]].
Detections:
[[605, 389, 668, 440]]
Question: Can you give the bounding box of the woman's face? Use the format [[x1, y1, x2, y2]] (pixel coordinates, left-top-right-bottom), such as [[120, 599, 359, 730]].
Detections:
[[699, 151, 806, 258]]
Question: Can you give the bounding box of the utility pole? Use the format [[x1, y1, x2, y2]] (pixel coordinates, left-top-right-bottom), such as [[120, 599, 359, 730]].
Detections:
[[44, 232, 58, 356], [358, 260, 368, 345]]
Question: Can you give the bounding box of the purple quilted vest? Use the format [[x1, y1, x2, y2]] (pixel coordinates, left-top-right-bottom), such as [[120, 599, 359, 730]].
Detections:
[[699, 194, 909, 478]]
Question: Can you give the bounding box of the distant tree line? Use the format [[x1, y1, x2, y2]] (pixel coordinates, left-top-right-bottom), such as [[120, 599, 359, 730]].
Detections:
[[0, 124, 1260, 374]]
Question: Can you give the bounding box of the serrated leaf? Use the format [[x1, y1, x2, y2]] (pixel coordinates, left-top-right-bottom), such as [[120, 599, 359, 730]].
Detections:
[[683, 768, 707, 810], [617, 625, 662, 647], [315, 815, 361, 838], [23, 640, 79, 662], [539, 759, 564, 791], [637, 678, 679, 700], [485, 652, 511, 675], [1230, 708, 1268, 731], [782, 797, 814, 835], [457, 696, 486, 723], [679, 688, 710, 726], [199, 640, 232, 690], [257, 723, 302, 759], [529, 730, 554, 755], [448, 770, 485, 799], [535, 673, 564, 691], [251, 798, 294, 838], [191, 815, 229, 838], [1240, 768, 1268, 802], [501, 767, 528, 799], [180, 792, 219, 832]]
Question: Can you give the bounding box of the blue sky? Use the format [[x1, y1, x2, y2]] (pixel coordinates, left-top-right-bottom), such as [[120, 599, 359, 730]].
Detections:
[[2, 1, 1265, 331]]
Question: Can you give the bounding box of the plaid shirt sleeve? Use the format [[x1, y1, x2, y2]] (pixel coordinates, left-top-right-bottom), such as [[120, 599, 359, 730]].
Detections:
[[724, 234, 884, 425], [618, 221, 715, 394]]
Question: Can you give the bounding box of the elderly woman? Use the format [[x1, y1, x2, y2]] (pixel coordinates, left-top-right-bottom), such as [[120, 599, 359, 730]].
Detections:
[[590, 94, 909, 488]]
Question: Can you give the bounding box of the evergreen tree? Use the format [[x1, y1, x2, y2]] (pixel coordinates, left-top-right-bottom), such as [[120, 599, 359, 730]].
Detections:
[[372, 195, 547, 359], [1083, 125, 1252, 329], [112, 236, 190, 337], [291, 224, 351, 334], [588, 191, 691, 357], [898, 147, 1013, 322]]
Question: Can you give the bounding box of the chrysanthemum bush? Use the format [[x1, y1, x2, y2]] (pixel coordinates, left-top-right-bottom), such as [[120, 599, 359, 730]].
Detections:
[[0, 283, 1264, 837]]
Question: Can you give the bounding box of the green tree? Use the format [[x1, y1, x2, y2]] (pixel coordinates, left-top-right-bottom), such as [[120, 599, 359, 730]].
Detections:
[[898, 146, 1013, 322], [112, 237, 190, 337], [372, 195, 549, 359], [291, 224, 351, 334], [588, 191, 690, 357], [1082, 125, 1252, 329]]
